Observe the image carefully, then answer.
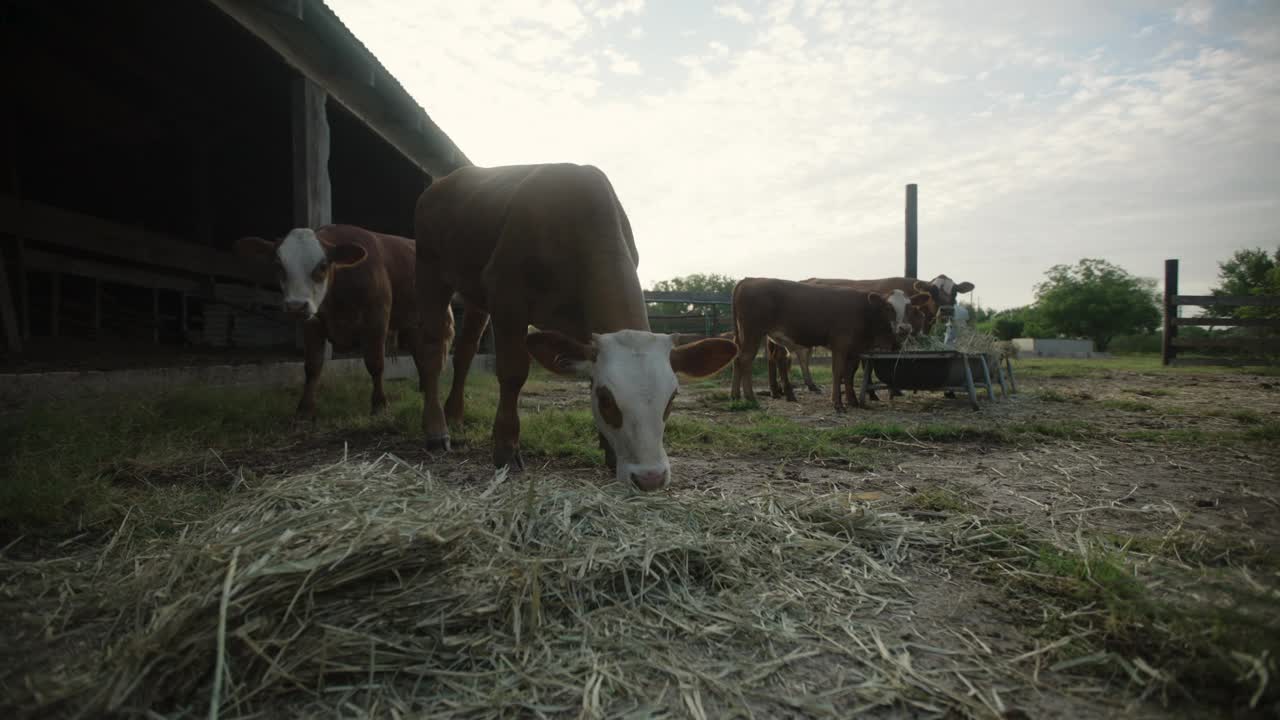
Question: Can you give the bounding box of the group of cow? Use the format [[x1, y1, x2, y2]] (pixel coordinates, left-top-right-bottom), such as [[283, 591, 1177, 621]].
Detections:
[[235, 163, 973, 493]]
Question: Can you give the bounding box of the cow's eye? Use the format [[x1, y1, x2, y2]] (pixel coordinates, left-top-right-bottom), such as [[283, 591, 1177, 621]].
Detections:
[[663, 391, 676, 421], [311, 260, 329, 283], [596, 385, 623, 429]]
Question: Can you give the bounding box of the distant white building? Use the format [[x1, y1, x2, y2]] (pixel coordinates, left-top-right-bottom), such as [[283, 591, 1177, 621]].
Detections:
[[1012, 338, 1111, 358]]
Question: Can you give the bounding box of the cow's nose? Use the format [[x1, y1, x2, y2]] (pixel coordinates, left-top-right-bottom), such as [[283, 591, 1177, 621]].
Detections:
[[630, 469, 669, 492], [939, 306, 955, 317], [283, 300, 309, 315]]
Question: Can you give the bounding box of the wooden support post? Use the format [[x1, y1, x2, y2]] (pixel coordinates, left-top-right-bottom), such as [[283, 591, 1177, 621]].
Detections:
[[50, 272, 60, 337], [1162, 259, 1179, 366], [292, 76, 331, 352], [291, 76, 332, 230], [905, 183, 918, 279], [0, 247, 21, 352]]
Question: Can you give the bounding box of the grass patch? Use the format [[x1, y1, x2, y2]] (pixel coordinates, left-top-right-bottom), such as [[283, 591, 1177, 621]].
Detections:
[[903, 486, 973, 513], [1120, 422, 1280, 445], [0, 373, 452, 536], [1101, 399, 1156, 413], [1229, 410, 1263, 425], [1244, 421, 1280, 442], [1036, 388, 1087, 403], [1107, 531, 1280, 571], [1016, 355, 1280, 379], [1132, 388, 1173, 398], [963, 522, 1280, 712]]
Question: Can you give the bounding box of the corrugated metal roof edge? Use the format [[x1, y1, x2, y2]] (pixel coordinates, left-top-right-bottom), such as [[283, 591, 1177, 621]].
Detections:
[[311, 0, 472, 171]]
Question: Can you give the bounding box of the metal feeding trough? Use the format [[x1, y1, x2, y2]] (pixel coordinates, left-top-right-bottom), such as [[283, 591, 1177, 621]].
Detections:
[[857, 351, 1018, 410]]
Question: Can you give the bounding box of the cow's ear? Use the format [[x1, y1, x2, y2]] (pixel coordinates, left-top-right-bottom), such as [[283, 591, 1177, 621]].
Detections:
[[234, 236, 277, 261], [527, 331, 596, 377], [670, 338, 737, 378], [955, 281, 975, 294], [868, 292, 887, 308], [912, 280, 930, 293], [328, 243, 368, 268], [910, 292, 932, 307]]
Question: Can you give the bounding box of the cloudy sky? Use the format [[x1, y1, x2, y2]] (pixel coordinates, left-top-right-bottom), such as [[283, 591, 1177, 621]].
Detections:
[[326, 0, 1280, 309]]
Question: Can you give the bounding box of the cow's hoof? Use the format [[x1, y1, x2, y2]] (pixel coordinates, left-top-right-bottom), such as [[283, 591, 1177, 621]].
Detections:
[[806, 384, 822, 393], [425, 433, 452, 452], [785, 393, 799, 403], [494, 447, 525, 472], [834, 405, 847, 414], [944, 391, 957, 399]]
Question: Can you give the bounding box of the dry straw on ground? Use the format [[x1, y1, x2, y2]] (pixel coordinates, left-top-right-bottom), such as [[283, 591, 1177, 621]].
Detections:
[[4, 453, 1040, 719]]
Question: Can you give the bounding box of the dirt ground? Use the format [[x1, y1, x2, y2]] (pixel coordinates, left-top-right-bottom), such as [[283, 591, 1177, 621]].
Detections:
[[2, 359, 1277, 719]]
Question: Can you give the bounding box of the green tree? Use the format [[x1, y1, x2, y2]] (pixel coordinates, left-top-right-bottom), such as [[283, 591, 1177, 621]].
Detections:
[[1033, 259, 1160, 351], [1211, 247, 1280, 320], [647, 273, 737, 317]]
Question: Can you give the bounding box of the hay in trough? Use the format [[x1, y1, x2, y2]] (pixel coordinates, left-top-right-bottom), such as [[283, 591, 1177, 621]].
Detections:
[[10, 455, 1024, 719]]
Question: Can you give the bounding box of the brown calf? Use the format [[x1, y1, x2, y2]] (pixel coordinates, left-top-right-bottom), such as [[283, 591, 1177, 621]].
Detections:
[[414, 163, 736, 490], [730, 278, 922, 412], [234, 225, 427, 418]]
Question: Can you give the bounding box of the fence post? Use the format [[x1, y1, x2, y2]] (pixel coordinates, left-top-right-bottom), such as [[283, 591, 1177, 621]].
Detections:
[[1162, 258, 1179, 366], [905, 183, 918, 279]]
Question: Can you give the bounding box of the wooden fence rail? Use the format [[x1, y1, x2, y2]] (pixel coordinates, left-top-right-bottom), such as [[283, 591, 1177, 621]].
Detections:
[[1162, 258, 1280, 366]]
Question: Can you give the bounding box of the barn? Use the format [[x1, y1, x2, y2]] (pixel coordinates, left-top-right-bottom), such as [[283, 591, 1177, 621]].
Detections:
[[0, 0, 469, 376]]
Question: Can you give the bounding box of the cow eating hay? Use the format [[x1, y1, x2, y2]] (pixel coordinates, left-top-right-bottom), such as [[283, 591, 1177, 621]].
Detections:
[[7, 456, 1022, 718]]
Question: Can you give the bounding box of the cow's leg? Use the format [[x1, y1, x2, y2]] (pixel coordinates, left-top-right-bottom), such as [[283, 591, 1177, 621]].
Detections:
[[799, 349, 821, 392], [734, 329, 764, 403], [418, 281, 456, 451], [845, 353, 862, 408], [443, 304, 491, 443], [362, 313, 392, 415], [829, 343, 849, 413], [767, 338, 783, 399], [777, 343, 798, 402], [491, 318, 530, 471], [296, 317, 327, 420]]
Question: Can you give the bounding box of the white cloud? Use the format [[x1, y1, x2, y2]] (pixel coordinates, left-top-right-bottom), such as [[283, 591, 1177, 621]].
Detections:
[[603, 47, 642, 75], [1174, 0, 1213, 28], [592, 0, 644, 24], [714, 3, 754, 24], [324, 0, 1280, 308]]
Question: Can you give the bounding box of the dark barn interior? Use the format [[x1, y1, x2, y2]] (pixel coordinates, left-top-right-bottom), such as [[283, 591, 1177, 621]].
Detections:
[[0, 0, 468, 372]]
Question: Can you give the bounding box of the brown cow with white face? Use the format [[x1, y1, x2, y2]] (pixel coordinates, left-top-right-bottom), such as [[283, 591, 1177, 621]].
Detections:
[[414, 163, 737, 492], [234, 225, 428, 418], [730, 278, 927, 412], [805, 275, 975, 332]]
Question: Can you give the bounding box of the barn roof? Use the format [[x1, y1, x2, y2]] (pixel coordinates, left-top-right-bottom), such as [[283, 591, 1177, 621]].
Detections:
[[208, 0, 471, 179]]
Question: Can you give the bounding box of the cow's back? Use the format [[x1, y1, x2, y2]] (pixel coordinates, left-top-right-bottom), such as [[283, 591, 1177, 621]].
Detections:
[[415, 163, 645, 338], [805, 276, 916, 294], [734, 277, 873, 348]]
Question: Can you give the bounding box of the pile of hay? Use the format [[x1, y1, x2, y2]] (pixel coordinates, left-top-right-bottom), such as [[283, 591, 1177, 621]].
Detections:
[[10, 455, 1017, 718], [901, 328, 1011, 370]]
